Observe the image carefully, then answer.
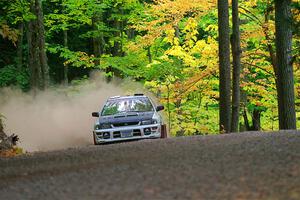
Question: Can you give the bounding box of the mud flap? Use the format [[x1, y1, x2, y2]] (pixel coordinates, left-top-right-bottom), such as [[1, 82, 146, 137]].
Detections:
[[161, 124, 167, 138], [93, 133, 98, 145]]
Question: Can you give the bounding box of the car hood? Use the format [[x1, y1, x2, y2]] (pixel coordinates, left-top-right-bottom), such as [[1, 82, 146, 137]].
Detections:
[[99, 112, 155, 124]]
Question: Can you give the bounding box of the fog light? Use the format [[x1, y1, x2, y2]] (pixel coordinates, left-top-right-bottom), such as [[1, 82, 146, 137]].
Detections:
[[103, 132, 110, 139], [144, 128, 151, 135]]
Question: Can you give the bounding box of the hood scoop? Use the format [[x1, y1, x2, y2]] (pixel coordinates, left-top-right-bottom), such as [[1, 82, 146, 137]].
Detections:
[[114, 113, 139, 118], [127, 114, 138, 117]]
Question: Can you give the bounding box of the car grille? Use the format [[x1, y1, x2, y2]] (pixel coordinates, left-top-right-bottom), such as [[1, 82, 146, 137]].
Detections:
[[113, 131, 121, 138], [112, 122, 139, 127], [133, 129, 141, 136]]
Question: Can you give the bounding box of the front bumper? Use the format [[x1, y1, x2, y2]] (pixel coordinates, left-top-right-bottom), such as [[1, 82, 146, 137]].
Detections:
[[93, 124, 161, 144]]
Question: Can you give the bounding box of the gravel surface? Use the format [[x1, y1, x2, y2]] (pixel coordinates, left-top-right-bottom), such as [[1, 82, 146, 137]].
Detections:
[[1, 130, 300, 200]]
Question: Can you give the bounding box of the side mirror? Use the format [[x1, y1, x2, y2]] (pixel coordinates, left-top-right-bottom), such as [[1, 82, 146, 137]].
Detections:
[[156, 105, 164, 112], [92, 112, 99, 117]]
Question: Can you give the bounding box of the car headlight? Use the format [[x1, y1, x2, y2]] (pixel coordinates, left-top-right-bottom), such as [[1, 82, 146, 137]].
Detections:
[[152, 119, 158, 124], [99, 123, 111, 129], [141, 119, 158, 125], [94, 124, 101, 130]]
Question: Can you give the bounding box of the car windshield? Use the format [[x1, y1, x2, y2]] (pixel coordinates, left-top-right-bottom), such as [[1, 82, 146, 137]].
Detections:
[[101, 97, 154, 116]]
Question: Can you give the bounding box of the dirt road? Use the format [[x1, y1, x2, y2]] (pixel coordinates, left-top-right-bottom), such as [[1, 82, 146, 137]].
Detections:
[[1, 130, 300, 199]]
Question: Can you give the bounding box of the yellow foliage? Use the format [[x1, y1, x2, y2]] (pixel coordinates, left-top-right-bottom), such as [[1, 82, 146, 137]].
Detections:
[[164, 29, 176, 45], [243, 0, 257, 8], [130, 0, 216, 48], [204, 24, 218, 34], [0, 147, 23, 158], [0, 23, 19, 46]]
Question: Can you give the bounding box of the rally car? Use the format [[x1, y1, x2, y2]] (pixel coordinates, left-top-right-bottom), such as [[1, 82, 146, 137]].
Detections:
[[92, 94, 166, 145]]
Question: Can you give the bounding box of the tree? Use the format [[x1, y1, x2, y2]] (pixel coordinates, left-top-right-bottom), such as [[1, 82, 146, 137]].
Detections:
[[231, 0, 241, 132], [218, 0, 231, 133], [274, 0, 296, 129], [27, 0, 49, 90], [238, 1, 278, 131]]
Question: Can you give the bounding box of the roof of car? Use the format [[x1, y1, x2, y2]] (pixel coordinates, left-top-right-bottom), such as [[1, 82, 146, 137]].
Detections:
[[108, 94, 148, 101]]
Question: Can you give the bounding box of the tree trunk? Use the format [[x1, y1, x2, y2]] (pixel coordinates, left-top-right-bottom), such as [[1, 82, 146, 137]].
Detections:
[[174, 25, 180, 38], [242, 107, 250, 131], [27, 0, 49, 90], [242, 107, 261, 131], [112, 20, 121, 56], [92, 15, 103, 66], [275, 0, 296, 129], [0, 117, 3, 133], [36, 0, 49, 89], [230, 0, 241, 133], [218, 0, 231, 133], [17, 22, 24, 71], [252, 108, 261, 131], [27, 20, 41, 91], [147, 46, 152, 63], [63, 30, 68, 85], [263, 4, 279, 88]]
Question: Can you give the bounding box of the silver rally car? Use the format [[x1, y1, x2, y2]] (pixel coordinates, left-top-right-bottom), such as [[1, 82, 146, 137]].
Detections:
[[92, 94, 165, 144]]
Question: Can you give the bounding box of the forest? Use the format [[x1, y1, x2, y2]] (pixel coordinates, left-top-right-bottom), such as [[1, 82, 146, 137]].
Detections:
[[0, 0, 299, 137]]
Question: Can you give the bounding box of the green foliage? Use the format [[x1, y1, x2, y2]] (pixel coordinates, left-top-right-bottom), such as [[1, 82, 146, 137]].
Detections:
[[4, 0, 35, 24], [100, 53, 148, 77], [45, 0, 95, 33], [0, 0, 35, 44], [48, 45, 95, 68], [0, 65, 29, 91]]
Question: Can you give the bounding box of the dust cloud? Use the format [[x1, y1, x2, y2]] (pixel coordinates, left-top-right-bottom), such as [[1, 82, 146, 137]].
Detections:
[[0, 72, 146, 152]]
